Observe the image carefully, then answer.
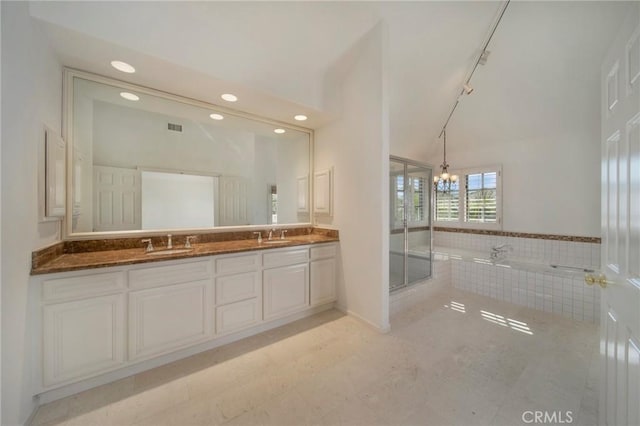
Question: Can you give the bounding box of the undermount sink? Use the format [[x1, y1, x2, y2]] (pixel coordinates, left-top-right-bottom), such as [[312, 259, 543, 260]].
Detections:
[[146, 249, 193, 256], [262, 240, 289, 244]]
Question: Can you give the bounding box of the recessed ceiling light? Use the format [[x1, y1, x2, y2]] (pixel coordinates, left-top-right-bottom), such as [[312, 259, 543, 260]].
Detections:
[[274, 128, 286, 134], [294, 115, 308, 121], [111, 60, 135, 73], [209, 113, 224, 120], [120, 92, 139, 101], [221, 94, 238, 102]]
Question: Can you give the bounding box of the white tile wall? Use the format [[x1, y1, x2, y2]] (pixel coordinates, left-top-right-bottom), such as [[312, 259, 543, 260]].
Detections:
[[450, 259, 600, 323], [391, 232, 601, 323], [434, 231, 601, 269]]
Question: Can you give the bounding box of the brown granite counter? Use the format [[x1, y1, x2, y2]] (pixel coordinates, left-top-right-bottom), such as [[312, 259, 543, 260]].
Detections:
[[32, 229, 339, 275]]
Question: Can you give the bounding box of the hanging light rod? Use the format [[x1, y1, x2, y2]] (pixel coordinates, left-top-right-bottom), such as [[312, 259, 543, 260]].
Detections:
[[438, 0, 511, 138]]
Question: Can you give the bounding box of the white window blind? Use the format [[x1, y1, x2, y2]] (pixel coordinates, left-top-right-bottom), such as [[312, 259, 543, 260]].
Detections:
[[434, 166, 501, 228]]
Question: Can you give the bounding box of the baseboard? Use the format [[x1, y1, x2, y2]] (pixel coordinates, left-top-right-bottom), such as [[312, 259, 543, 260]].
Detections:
[[335, 304, 390, 333]]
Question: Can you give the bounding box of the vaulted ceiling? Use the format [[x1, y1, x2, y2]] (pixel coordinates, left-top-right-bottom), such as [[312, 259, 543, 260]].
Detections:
[[29, 1, 631, 156]]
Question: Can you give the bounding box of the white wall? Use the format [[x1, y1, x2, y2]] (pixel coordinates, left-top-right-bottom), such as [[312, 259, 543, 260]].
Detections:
[[421, 2, 622, 238], [1, 3, 62, 424], [0, 2, 3, 421], [315, 23, 390, 331]]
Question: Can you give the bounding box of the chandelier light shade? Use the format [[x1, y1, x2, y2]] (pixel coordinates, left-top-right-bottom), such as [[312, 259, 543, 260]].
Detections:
[[433, 129, 459, 193]]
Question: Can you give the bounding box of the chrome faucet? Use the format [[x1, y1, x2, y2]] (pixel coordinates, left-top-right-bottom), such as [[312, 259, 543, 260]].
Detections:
[[253, 231, 263, 244], [490, 243, 513, 261], [167, 234, 173, 249], [185, 236, 196, 249], [141, 239, 154, 253], [268, 229, 276, 241], [280, 229, 288, 240]]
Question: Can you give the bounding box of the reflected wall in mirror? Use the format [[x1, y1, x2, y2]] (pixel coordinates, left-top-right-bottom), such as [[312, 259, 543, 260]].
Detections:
[[66, 70, 311, 236]]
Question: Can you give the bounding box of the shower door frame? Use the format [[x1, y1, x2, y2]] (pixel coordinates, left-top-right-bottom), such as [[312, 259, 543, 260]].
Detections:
[[390, 156, 433, 292]]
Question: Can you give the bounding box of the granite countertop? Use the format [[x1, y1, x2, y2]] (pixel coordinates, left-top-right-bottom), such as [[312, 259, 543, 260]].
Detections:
[[31, 231, 338, 275]]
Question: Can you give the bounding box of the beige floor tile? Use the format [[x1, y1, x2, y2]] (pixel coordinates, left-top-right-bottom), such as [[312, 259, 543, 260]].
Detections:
[[33, 286, 600, 426]]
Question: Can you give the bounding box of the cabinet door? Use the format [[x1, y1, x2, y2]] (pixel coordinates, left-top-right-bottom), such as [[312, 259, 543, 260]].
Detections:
[[263, 264, 309, 320], [216, 298, 261, 335], [310, 258, 337, 306], [43, 294, 125, 386], [45, 128, 66, 217], [129, 280, 212, 361], [314, 168, 333, 216]]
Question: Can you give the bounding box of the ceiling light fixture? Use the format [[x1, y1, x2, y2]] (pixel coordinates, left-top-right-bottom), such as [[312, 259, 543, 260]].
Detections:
[[120, 92, 139, 101], [274, 128, 286, 134], [111, 60, 136, 73], [433, 129, 458, 193], [209, 113, 224, 120], [294, 115, 308, 121], [221, 94, 238, 102]]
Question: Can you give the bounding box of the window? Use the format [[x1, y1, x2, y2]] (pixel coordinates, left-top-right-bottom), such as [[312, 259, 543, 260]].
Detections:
[[434, 166, 501, 228]]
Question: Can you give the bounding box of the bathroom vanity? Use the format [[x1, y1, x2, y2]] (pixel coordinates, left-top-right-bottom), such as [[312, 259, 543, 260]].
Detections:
[[29, 232, 338, 401]]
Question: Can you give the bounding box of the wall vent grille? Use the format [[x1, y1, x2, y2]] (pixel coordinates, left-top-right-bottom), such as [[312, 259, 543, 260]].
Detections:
[[168, 123, 183, 132]]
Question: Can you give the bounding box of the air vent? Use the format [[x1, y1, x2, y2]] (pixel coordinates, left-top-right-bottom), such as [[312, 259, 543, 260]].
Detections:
[[168, 123, 183, 132]]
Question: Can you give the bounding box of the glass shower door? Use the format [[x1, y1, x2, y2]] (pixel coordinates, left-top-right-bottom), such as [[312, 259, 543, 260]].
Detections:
[[389, 160, 406, 291], [406, 165, 432, 283], [389, 157, 432, 292]]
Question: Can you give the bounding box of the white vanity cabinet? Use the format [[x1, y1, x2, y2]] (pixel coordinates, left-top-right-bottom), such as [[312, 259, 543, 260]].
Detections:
[[41, 272, 126, 387], [34, 242, 338, 396], [263, 247, 310, 320], [128, 260, 214, 361], [310, 244, 337, 306]]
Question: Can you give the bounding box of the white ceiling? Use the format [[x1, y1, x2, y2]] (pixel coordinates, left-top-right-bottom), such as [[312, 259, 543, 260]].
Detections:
[[29, 1, 631, 151]]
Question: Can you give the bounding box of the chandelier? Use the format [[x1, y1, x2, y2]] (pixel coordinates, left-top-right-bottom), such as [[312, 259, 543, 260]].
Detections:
[[433, 128, 458, 193]]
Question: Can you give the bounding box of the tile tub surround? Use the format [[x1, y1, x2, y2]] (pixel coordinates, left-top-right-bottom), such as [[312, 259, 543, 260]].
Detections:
[[31, 288, 599, 426], [434, 230, 601, 270], [31, 228, 339, 275], [435, 247, 601, 324]]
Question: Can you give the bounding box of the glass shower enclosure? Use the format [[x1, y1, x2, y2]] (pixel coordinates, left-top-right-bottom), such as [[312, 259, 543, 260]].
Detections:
[[389, 157, 432, 292]]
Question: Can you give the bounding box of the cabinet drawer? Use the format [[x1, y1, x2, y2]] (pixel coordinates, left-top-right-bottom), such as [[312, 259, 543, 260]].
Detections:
[[43, 271, 125, 303], [216, 271, 260, 305], [263, 248, 309, 269], [216, 253, 260, 275], [216, 298, 261, 335], [310, 244, 337, 260], [129, 260, 212, 290]]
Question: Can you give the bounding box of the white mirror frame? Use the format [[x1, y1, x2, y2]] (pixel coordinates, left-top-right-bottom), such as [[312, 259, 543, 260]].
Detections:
[[62, 68, 315, 239]]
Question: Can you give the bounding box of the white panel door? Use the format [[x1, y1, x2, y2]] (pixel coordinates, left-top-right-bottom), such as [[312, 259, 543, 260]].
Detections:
[[263, 264, 309, 320], [129, 280, 212, 360], [219, 176, 249, 226], [600, 4, 640, 425], [43, 294, 125, 386], [310, 258, 336, 306], [93, 165, 141, 231]]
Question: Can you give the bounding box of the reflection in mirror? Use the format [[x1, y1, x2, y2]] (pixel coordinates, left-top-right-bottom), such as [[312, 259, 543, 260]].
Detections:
[[67, 72, 311, 235]]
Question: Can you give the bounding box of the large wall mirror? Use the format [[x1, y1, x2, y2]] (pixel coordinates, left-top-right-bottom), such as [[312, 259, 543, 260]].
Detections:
[[64, 69, 312, 237]]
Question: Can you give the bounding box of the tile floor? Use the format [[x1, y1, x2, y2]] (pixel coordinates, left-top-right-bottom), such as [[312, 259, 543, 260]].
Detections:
[[31, 287, 600, 426]]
